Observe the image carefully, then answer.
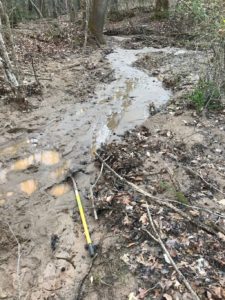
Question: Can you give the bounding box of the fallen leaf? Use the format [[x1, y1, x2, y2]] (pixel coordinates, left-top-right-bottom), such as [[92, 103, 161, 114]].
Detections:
[[128, 292, 138, 300], [163, 293, 173, 300], [218, 232, 225, 242], [121, 195, 131, 205], [123, 215, 132, 225], [121, 253, 130, 265], [139, 213, 148, 225], [219, 199, 225, 206], [163, 254, 171, 264], [189, 210, 199, 216], [137, 288, 148, 299]]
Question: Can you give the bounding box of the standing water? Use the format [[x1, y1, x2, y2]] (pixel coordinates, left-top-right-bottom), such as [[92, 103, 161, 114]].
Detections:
[[0, 46, 172, 197], [93, 47, 172, 146]]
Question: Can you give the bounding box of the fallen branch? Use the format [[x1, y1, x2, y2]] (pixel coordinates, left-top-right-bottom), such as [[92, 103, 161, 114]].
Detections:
[[184, 166, 225, 196], [95, 152, 225, 239], [166, 198, 225, 219], [145, 205, 200, 300]]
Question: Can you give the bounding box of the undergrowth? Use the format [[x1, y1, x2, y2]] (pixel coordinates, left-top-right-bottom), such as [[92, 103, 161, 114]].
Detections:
[[190, 79, 222, 111], [171, 0, 225, 111]]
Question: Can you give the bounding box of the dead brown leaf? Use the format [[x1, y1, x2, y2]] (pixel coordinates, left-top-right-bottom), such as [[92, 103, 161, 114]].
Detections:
[[163, 293, 173, 300], [139, 213, 148, 225]]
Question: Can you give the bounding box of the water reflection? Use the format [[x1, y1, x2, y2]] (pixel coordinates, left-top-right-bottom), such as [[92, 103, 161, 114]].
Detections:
[[0, 199, 6, 206], [20, 179, 38, 195], [48, 183, 71, 197], [10, 151, 60, 172]]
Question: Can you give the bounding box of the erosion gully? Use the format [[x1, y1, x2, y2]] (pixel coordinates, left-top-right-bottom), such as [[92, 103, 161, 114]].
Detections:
[[0, 43, 173, 299]]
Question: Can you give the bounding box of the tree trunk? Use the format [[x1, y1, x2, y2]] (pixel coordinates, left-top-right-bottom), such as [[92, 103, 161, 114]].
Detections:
[[89, 0, 110, 44], [68, 0, 80, 22], [0, 16, 18, 89], [29, 0, 43, 18]]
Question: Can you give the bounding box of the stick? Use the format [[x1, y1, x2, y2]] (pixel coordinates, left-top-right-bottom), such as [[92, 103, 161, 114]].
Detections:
[[166, 198, 225, 219], [145, 205, 200, 300], [31, 56, 40, 86], [184, 166, 225, 196], [95, 152, 224, 238], [89, 163, 104, 220], [74, 254, 98, 300], [89, 186, 98, 220]]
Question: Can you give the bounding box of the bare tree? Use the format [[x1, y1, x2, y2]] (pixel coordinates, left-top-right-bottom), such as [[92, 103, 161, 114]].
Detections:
[[0, 1, 23, 100], [89, 0, 110, 44]]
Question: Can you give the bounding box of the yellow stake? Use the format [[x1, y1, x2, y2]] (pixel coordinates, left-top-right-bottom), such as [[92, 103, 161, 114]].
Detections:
[[70, 176, 95, 257]]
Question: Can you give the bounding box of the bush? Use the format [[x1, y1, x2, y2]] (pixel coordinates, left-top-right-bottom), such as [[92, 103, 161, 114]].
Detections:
[[170, 1, 225, 111], [190, 79, 222, 111]]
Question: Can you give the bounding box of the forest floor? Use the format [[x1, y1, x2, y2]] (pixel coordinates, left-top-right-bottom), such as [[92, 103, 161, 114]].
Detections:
[[0, 12, 225, 300]]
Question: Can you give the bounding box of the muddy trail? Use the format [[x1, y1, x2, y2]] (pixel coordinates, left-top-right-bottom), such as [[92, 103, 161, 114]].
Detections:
[[0, 16, 225, 300]]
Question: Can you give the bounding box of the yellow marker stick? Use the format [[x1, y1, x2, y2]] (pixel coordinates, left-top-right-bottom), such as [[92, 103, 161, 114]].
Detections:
[[75, 190, 92, 245], [71, 176, 95, 257]]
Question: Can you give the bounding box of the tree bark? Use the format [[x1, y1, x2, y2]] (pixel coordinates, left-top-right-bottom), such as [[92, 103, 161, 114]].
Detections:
[[89, 0, 110, 44]]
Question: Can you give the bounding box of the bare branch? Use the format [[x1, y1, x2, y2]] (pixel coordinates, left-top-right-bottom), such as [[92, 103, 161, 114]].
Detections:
[[145, 204, 200, 300]]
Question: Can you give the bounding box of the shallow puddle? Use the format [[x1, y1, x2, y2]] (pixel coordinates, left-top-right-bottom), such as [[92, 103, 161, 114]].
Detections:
[[48, 183, 71, 197], [0, 46, 173, 198], [40, 151, 60, 165], [92, 46, 172, 146], [0, 199, 5, 206], [11, 151, 60, 171], [20, 179, 38, 195]]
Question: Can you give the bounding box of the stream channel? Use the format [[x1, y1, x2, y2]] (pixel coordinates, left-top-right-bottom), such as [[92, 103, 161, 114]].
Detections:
[[0, 46, 172, 201]]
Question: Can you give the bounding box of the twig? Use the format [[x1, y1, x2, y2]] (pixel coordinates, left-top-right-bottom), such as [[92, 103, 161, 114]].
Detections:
[[23, 72, 52, 81], [166, 198, 225, 219], [89, 163, 104, 220], [95, 152, 225, 238], [184, 166, 225, 196], [89, 187, 98, 220], [74, 254, 98, 300], [145, 205, 200, 300], [93, 163, 104, 188], [165, 166, 225, 218], [31, 56, 40, 86]]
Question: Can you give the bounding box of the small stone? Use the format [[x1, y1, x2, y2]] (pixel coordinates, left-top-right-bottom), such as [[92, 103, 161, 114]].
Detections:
[[215, 148, 222, 153]]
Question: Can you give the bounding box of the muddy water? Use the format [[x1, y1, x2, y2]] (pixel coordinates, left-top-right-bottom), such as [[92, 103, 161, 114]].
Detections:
[[0, 47, 171, 200]]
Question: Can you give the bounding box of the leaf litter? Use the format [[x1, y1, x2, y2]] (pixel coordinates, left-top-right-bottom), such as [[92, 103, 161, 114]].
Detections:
[[93, 81, 225, 299]]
